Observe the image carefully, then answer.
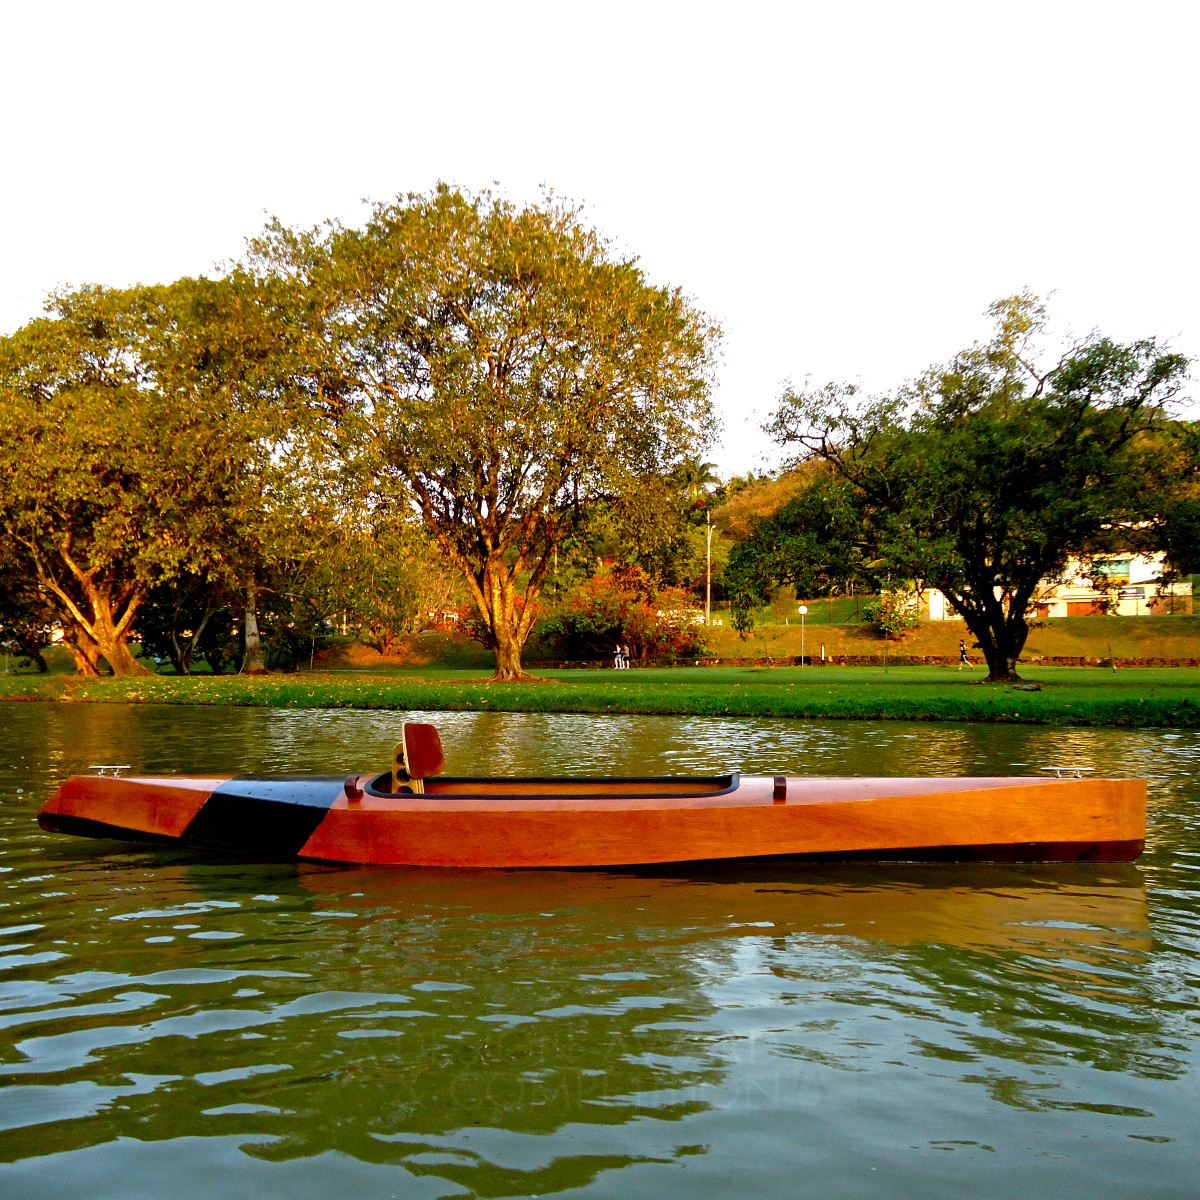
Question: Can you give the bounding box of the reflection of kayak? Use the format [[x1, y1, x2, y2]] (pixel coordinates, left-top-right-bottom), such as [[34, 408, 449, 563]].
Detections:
[[37, 723, 1145, 868], [292, 864, 1152, 954]]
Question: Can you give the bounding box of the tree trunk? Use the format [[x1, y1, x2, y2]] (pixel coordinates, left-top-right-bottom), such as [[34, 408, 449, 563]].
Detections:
[[492, 623, 528, 681], [88, 590, 152, 676], [169, 633, 190, 675], [103, 636, 152, 676], [26, 543, 151, 674], [243, 581, 267, 674], [64, 630, 105, 676], [479, 559, 538, 682], [169, 625, 197, 675], [167, 604, 190, 675], [8, 631, 49, 673], [963, 613, 1028, 682], [39, 567, 149, 677], [942, 585, 1030, 683]]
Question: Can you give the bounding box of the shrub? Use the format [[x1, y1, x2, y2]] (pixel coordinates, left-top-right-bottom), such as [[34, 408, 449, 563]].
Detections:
[[538, 566, 710, 661], [861, 593, 921, 640]]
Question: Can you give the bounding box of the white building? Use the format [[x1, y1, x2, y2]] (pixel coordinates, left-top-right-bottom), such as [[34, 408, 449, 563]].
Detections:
[[926, 552, 1192, 620]]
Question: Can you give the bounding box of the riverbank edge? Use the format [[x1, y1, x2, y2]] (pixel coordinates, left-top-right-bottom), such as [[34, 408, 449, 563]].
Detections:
[[3, 671, 1199, 727]]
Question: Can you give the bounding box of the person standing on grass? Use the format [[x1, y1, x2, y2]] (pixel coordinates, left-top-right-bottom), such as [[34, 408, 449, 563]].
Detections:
[[622, 643, 632, 669], [613, 643, 624, 670], [958, 640, 972, 671]]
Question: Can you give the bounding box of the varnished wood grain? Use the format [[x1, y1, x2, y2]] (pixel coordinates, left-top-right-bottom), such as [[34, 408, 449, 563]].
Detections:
[[298, 776, 1146, 867], [38, 775, 226, 838]]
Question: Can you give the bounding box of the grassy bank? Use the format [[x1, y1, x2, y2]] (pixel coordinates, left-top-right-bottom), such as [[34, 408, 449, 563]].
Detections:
[[3, 665, 1199, 727], [699, 612, 1200, 664]]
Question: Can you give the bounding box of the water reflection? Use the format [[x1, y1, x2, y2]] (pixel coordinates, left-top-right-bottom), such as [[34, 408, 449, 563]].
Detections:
[[0, 706, 1198, 1198]]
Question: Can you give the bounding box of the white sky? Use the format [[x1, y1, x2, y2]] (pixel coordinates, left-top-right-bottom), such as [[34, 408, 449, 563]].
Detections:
[[2, 1, 1196, 474]]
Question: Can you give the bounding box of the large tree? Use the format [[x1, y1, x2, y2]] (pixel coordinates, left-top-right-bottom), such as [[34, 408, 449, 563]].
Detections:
[[250, 186, 718, 680], [0, 277, 292, 675], [762, 294, 1190, 681]]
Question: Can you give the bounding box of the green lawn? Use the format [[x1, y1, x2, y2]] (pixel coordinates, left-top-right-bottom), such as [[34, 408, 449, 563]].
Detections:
[[4, 664, 1200, 727]]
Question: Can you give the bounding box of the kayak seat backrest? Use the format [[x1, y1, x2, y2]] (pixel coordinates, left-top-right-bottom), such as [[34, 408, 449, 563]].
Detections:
[[392, 722, 445, 794]]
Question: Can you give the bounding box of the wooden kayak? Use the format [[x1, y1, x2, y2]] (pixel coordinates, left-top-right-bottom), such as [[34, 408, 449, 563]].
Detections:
[[36, 724, 1145, 868]]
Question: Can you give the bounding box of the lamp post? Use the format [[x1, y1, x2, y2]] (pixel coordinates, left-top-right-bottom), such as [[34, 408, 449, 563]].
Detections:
[[798, 605, 808, 667], [705, 512, 712, 627]]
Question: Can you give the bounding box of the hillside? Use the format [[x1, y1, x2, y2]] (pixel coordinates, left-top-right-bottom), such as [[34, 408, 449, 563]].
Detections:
[[703, 612, 1200, 664], [710, 467, 811, 540]]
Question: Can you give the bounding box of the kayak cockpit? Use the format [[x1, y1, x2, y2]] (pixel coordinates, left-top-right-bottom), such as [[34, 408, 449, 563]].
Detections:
[[360, 772, 740, 799], [369, 721, 736, 799]]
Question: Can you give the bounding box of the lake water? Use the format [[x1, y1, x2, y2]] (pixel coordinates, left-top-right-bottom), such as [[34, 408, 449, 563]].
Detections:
[[0, 705, 1197, 1199]]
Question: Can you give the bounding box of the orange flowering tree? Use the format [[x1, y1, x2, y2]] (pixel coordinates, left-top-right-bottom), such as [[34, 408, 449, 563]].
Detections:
[[539, 566, 709, 662]]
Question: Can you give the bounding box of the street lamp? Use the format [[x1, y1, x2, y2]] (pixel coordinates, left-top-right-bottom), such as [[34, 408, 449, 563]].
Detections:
[[705, 511, 713, 627], [798, 605, 808, 667]]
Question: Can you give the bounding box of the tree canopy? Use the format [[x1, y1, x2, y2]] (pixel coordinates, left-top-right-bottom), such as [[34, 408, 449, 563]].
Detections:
[[0, 276, 292, 674], [754, 294, 1191, 680], [249, 185, 719, 679]]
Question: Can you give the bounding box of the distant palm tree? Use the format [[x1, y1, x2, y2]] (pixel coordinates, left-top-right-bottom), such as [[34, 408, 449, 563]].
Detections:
[[672, 457, 720, 505]]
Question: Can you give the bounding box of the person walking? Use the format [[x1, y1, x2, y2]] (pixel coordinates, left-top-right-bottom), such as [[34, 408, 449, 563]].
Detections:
[[613, 643, 624, 670], [958, 639, 972, 671]]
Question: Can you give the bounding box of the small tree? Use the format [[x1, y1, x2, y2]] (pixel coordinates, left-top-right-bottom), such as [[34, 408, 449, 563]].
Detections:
[[136, 573, 239, 675], [725, 468, 877, 634], [861, 593, 921, 640]]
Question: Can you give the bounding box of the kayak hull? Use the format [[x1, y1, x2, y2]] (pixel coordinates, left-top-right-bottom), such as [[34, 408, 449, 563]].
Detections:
[[37, 771, 1147, 867]]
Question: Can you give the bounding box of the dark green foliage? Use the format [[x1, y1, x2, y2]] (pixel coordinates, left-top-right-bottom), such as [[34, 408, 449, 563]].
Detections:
[[562, 480, 705, 593], [762, 294, 1191, 681], [1158, 496, 1200, 580], [136, 573, 326, 675], [0, 546, 55, 672], [725, 470, 876, 632], [1151, 422, 1200, 581], [136, 575, 240, 675]]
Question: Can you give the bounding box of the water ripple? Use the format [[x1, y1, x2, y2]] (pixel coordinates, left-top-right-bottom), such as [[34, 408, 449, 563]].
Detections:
[[0, 707, 1197, 1198]]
